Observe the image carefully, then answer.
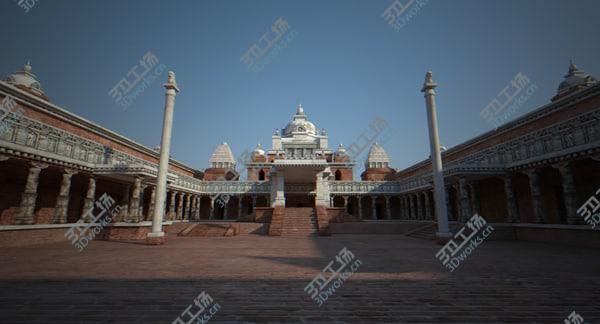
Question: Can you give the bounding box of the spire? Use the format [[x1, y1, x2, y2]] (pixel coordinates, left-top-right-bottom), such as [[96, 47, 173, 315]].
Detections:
[[296, 103, 304, 115], [421, 70, 437, 93]]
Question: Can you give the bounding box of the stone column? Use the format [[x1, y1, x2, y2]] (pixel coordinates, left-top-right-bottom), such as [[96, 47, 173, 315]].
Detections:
[[458, 177, 471, 222], [209, 196, 215, 220], [176, 192, 184, 220], [357, 196, 363, 220], [384, 196, 391, 220], [238, 195, 243, 219], [370, 196, 377, 220], [16, 162, 48, 225], [81, 176, 96, 223], [402, 196, 409, 219], [409, 194, 416, 220], [424, 191, 432, 220], [148, 71, 180, 244], [468, 182, 480, 215], [503, 175, 520, 223], [524, 170, 546, 223], [139, 184, 147, 219], [118, 185, 131, 223], [168, 190, 176, 221], [421, 71, 451, 242], [342, 196, 349, 213], [223, 195, 230, 220], [416, 193, 424, 220], [147, 186, 156, 221], [184, 193, 191, 220], [194, 196, 201, 220], [251, 195, 257, 213], [126, 177, 142, 223], [52, 169, 78, 224], [555, 163, 579, 224]]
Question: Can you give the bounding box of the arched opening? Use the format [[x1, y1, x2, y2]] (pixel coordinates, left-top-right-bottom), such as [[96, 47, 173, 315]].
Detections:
[[259, 169, 265, 181], [335, 169, 342, 181]]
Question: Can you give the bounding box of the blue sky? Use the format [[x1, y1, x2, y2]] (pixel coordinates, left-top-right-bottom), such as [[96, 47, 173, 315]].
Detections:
[[2, 0, 599, 177]]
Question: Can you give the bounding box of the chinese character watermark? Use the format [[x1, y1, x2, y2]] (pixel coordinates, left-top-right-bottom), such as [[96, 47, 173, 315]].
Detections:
[[304, 247, 362, 307], [564, 310, 588, 324], [480, 72, 538, 130], [108, 51, 167, 110], [172, 291, 221, 324], [577, 187, 600, 229], [16, 0, 39, 13], [346, 116, 389, 162], [64, 193, 120, 252], [435, 214, 494, 272], [382, 0, 429, 32], [241, 18, 298, 73]]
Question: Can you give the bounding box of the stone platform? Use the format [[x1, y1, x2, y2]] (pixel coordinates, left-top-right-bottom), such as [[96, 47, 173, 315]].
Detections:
[[0, 234, 599, 323]]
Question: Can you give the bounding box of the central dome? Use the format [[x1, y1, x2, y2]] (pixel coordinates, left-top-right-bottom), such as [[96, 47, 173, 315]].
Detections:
[[283, 104, 318, 136]]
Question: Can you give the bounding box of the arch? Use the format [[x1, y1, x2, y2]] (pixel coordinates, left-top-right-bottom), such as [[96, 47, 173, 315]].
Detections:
[[335, 169, 342, 181], [259, 169, 265, 181]]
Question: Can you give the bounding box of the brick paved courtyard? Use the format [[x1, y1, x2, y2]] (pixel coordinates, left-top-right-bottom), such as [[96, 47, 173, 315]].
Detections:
[[0, 234, 599, 323]]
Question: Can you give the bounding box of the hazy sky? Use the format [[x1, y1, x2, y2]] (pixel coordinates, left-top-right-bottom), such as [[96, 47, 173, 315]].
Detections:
[[2, 0, 599, 177]]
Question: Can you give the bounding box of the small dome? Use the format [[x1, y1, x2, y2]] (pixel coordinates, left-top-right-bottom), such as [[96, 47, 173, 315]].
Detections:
[[209, 142, 235, 168], [5, 62, 46, 98], [365, 143, 391, 169], [253, 143, 265, 156], [556, 62, 598, 97], [283, 104, 318, 136], [336, 143, 347, 155]]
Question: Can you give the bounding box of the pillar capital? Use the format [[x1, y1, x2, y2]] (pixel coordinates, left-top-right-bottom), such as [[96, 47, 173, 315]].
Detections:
[[31, 161, 49, 170], [0, 154, 10, 162]]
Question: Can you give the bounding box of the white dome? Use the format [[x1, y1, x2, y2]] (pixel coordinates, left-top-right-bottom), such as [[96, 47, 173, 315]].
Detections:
[[366, 143, 391, 169], [253, 143, 265, 155], [557, 62, 598, 96], [283, 104, 318, 136], [5, 62, 45, 97], [209, 142, 235, 168]]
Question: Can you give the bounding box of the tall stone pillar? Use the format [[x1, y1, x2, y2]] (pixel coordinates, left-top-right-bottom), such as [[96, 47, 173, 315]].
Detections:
[[330, 195, 334, 208], [357, 196, 363, 220], [271, 171, 286, 207], [342, 196, 349, 213], [148, 71, 180, 245], [127, 177, 142, 223], [168, 191, 176, 221], [176, 192, 184, 220], [409, 194, 416, 220], [458, 177, 471, 222], [384, 196, 391, 220], [424, 191, 432, 220], [468, 182, 480, 215], [184, 193, 191, 220], [52, 169, 78, 224], [555, 163, 579, 224], [421, 71, 451, 243], [252, 195, 257, 212], [370, 196, 377, 220], [524, 170, 546, 223], [503, 175, 520, 223], [81, 176, 96, 223], [238, 196, 243, 219], [402, 196, 409, 219], [147, 186, 156, 221], [16, 162, 48, 225]]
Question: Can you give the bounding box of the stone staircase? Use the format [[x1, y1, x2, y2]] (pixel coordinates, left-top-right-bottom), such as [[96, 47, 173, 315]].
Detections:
[[282, 207, 318, 236], [178, 223, 236, 237], [405, 223, 437, 241]]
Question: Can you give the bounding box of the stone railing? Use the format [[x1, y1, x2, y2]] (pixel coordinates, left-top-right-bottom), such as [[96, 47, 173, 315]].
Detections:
[[197, 181, 271, 194], [328, 178, 430, 194]]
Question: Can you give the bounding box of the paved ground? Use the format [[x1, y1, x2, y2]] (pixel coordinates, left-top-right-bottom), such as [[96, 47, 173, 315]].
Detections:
[[0, 234, 599, 323]]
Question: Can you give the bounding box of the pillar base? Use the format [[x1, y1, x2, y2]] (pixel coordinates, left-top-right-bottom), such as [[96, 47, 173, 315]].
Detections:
[[435, 232, 453, 245], [146, 232, 166, 245]]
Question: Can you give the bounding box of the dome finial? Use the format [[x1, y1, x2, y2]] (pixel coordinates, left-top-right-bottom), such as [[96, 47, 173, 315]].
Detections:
[[296, 103, 304, 115], [24, 61, 32, 73]]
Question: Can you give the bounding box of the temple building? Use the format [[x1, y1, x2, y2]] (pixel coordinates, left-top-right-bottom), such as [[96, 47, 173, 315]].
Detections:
[[0, 61, 598, 246]]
